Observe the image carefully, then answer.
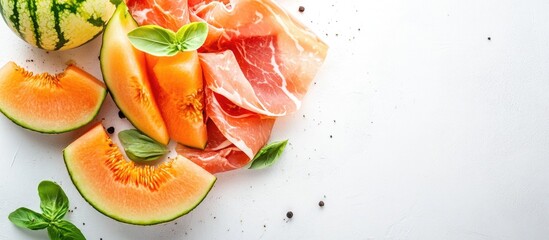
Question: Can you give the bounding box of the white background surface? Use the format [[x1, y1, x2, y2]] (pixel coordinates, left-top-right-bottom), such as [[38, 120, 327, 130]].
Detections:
[[1, 0, 549, 239]]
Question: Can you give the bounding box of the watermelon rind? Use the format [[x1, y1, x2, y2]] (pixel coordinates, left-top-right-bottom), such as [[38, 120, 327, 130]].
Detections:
[[0, 0, 115, 50]]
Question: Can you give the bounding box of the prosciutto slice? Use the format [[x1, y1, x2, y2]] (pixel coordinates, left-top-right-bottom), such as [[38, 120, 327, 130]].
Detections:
[[127, 0, 190, 31], [177, 89, 275, 173], [127, 0, 327, 174], [191, 0, 328, 116]]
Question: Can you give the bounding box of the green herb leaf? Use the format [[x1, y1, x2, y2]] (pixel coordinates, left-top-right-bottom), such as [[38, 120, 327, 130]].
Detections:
[[119, 129, 169, 162], [47, 220, 86, 240], [175, 22, 208, 51], [47, 226, 62, 240], [38, 181, 69, 221], [109, 0, 121, 6], [127, 25, 179, 56], [249, 140, 289, 169], [8, 208, 49, 230], [9, 181, 85, 240]]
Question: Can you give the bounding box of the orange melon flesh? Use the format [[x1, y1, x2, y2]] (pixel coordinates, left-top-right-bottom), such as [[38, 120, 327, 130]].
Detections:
[[63, 123, 216, 225], [148, 51, 208, 149], [100, 3, 169, 145], [0, 61, 106, 133]]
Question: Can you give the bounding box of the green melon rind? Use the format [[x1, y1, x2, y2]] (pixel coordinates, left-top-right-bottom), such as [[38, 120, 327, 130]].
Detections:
[[0, 89, 106, 134], [62, 148, 216, 225], [99, 2, 167, 144], [0, 0, 114, 50], [98, 2, 138, 132]]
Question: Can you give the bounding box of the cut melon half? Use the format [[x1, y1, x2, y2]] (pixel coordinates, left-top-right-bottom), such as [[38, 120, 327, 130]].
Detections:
[[63, 123, 216, 225], [0, 61, 106, 133]]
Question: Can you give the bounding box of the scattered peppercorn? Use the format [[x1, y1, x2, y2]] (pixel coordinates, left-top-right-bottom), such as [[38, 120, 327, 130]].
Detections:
[[487, 37, 491, 41], [107, 127, 115, 134], [319, 201, 325, 207], [298, 6, 305, 13], [118, 110, 126, 119], [286, 211, 293, 219]]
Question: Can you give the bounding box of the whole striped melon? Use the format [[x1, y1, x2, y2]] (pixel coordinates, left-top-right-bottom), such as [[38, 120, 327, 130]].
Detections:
[[0, 0, 115, 50]]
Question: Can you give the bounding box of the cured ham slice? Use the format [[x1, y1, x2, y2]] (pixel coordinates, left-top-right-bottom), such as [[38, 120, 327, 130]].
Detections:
[[191, 0, 328, 116], [177, 89, 274, 173], [127, 0, 327, 173], [127, 0, 190, 31]]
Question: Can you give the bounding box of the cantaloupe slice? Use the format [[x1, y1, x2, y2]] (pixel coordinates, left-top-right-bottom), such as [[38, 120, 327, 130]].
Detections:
[[0, 61, 106, 133], [100, 2, 169, 144], [63, 123, 216, 225], [147, 52, 208, 149]]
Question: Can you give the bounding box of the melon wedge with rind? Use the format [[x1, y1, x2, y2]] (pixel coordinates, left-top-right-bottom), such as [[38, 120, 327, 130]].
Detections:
[[63, 123, 216, 225], [0, 61, 106, 133], [100, 2, 169, 145]]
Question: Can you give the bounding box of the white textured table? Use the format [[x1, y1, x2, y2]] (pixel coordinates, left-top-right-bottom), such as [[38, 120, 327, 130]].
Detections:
[[1, 0, 549, 239]]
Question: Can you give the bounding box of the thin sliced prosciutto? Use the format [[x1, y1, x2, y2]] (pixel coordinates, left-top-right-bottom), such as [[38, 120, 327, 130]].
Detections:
[[192, 0, 328, 116], [127, 0, 190, 31], [177, 89, 275, 173], [127, 0, 327, 174]]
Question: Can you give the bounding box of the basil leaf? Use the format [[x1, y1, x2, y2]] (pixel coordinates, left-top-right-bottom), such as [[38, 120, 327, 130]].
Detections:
[[119, 129, 169, 162], [48, 220, 86, 240], [47, 226, 62, 240], [38, 181, 69, 221], [8, 208, 49, 230], [249, 140, 288, 169], [175, 22, 208, 51], [128, 25, 179, 56], [109, 0, 121, 6]]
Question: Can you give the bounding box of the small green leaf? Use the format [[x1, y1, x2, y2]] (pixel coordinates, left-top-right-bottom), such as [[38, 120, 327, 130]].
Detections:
[[175, 22, 208, 51], [119, 129, 169, 162], [47, 226, 62, 240], [109, 0, 121, 6], [8, 208, 49, 230], [249, 140, 288, 169], [128, 25, 179, 56], [48, 220, 86, 240], [38, 181, 69, 221]]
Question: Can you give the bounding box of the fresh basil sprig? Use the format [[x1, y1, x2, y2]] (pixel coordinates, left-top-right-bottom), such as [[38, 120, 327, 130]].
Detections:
[[38, 180, 69, 220], [249, 140, 289, 169], [127, 22, 208, 56], [47, 220, 85, 240], [118, 129, 169, 162], [8, 181, 85, 240]]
